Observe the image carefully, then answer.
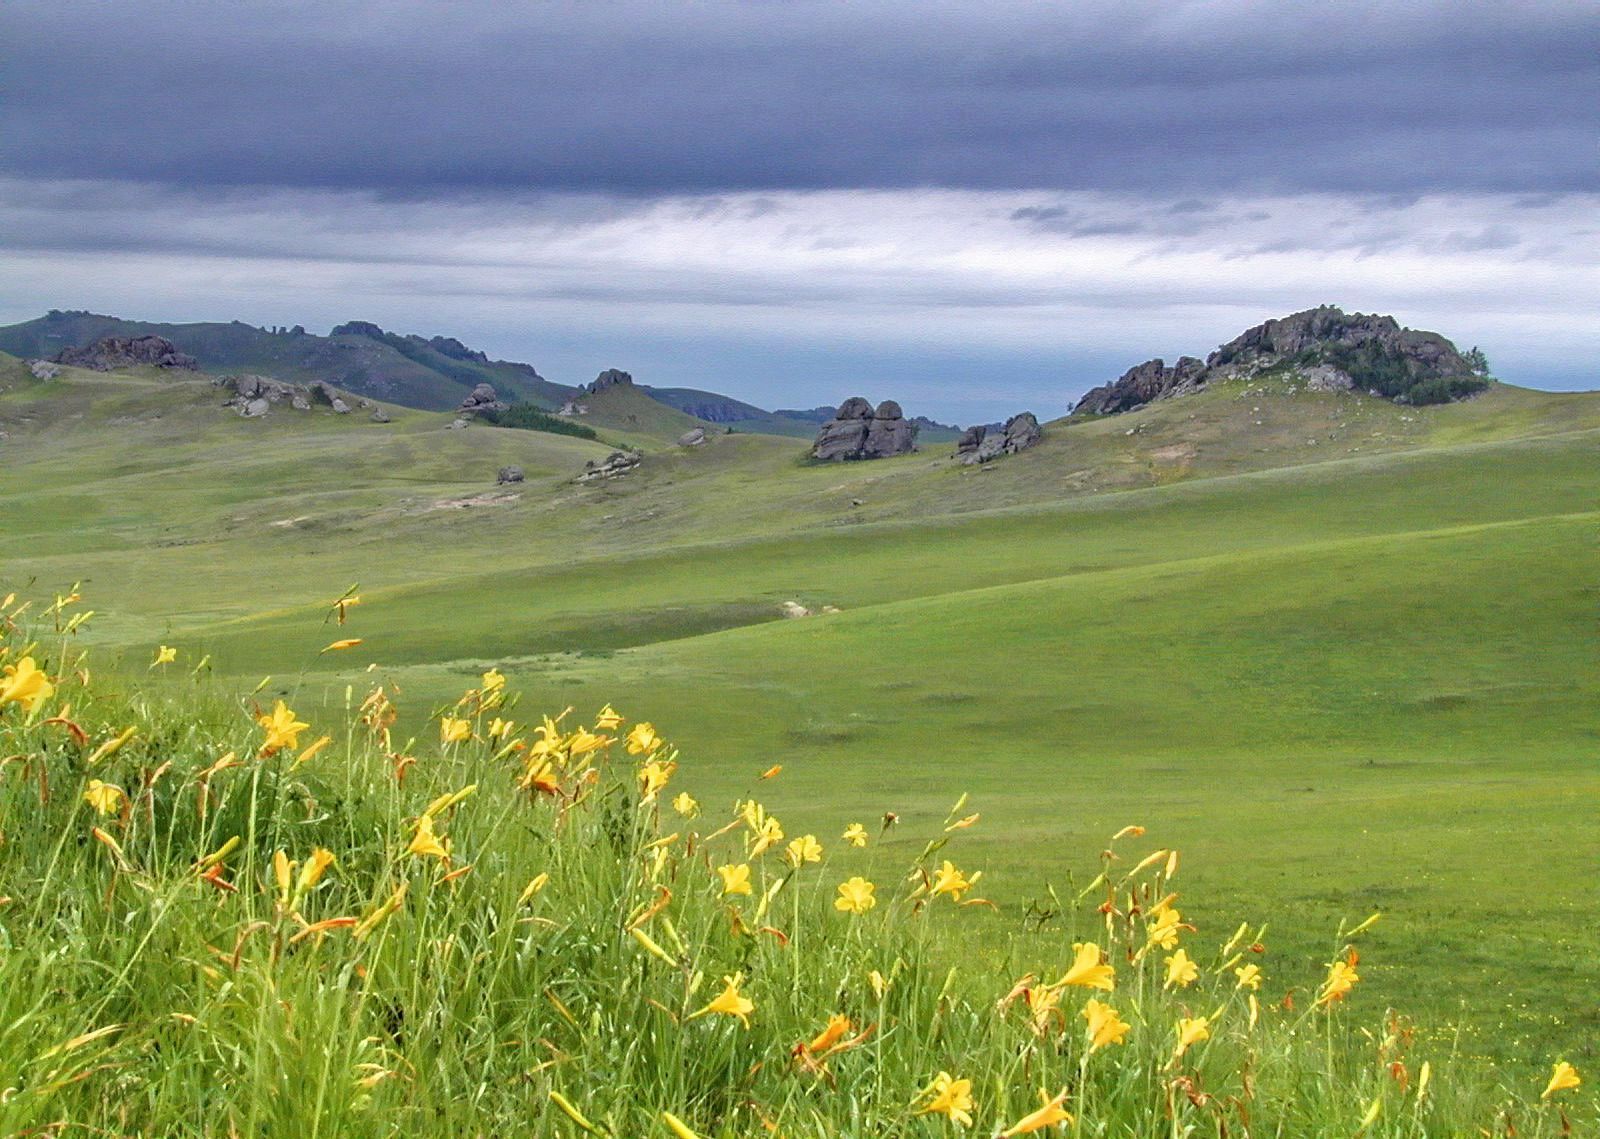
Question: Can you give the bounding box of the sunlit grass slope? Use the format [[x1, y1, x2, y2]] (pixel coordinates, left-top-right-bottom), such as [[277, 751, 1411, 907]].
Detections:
[[2, 353, 1597, 1069], [3, 608, 1589, 1134]]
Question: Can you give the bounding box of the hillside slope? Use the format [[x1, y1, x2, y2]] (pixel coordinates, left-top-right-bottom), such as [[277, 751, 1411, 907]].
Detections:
[[0, 310, 574, 410]]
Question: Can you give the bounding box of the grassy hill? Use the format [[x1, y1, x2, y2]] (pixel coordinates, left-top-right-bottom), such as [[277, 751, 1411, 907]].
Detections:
[[0, 310, 576, 411], [2, 350, 1597, 1065]]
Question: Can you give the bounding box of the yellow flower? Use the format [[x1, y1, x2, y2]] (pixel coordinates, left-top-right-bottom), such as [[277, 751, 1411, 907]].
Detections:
[[0, 656, 55, 714], [480, 668, 506, 694], [151, 645, 177, 666], [1000, 1089, 1071, 1136], [439, 716, 471, 744], [672, 791, 699, 817], [835, 876, 876, 915], [626, 722, 660, 755], [1147, 907, 1182, 949], [257, 700, 310, 756], [83, 779, 126, 816], [297, 847, 336, 893], [717, 863, 753, 896], [320, 637, 362, 653], [661, 1111, 702, 1139], [1316, 956, 1359, 1007], [803, 1013, 853, 1055], [1542, 1061, 1581, 1099], [567, 726, 610, 756], [743, 802, 784, 856], [691, 973, 754, 1027], [406, 815, 450, 861], [294, 734, 332, 768], [1081, 998, 1130, 1052], [594, 703, 623, 730], [869, 969, 888, 999], [487, 717, 514, 740], [639, 759, 676, 803], [1022, 985, 1060, 1036], [930, 859, 976, 901], [842, 822, 868, 847], [918, 1071, 975, 1127], [1056, 942, 1116, 991], [784, 834, 823, 867], [1234, 963, 1262, 990], [1164, 948, 1199, 989], [1174, 1015, 1210, 1059]]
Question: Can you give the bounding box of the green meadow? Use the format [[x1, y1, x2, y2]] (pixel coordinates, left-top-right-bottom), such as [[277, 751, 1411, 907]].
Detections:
[[2, 353, 1597, 1075]]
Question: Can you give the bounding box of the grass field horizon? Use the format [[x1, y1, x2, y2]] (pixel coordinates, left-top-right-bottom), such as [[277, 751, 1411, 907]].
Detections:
[[3, 353, 1597, 1076]]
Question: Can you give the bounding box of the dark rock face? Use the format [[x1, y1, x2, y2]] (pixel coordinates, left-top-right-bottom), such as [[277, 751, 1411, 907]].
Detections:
[[427, 335, 488, 363], [497, 465, 525, 484], [810, 397, 920, 460], [954, 412, 1042, 464], [458, 382, 508, 415], [1074, 306, 1483, 415], [53, 335, 197, 372], [1073, 356, 1206, 416], [588, 369, 633, 393], [330, 320, 387, 339]]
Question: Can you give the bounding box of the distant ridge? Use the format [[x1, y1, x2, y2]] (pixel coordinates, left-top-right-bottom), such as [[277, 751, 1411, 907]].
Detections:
[[0, 310, 576, 411]]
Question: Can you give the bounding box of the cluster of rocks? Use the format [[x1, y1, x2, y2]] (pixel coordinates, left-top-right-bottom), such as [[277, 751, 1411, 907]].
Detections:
[[953, 412, 1042, 464], [1073, 306, 1482, 416], [213, 374, 386, 421], [496, 465, 524, 485], [52, 335, 197, 372], [28, 360, 60, 380], [458, 382, 508, 416], [576, 450, 642, 482], [809, 398, 918, 461], [587, 369, 633, 394]]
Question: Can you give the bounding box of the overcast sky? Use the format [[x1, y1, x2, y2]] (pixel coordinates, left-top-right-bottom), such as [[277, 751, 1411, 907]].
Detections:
[[3, 1, 1596, 421]]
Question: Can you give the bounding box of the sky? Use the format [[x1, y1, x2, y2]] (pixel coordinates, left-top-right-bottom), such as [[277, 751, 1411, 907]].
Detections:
[[2, 1, 1596, 423]]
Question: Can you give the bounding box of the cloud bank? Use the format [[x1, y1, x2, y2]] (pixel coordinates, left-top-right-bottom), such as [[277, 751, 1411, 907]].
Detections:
[[2, 2, 1594, 420]]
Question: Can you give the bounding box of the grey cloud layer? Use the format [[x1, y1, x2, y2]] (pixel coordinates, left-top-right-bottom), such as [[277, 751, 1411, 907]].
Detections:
[[4, 1, 1596, 195]]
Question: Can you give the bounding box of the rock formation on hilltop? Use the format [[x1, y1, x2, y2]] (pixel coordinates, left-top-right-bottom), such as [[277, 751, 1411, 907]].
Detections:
[[587, 369, 633, 394], [810, 398, 919, 461], [954, 412, 1042, 464], [53, 335, 198, 372], [1074, 306, 1489, 416]]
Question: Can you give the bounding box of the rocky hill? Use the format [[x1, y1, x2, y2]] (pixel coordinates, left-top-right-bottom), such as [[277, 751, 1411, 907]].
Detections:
[[1074, 306, 1491, 416], [0, 311, 573, 411]]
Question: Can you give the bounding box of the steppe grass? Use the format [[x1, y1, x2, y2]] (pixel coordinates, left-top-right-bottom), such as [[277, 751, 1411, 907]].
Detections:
[[0, 596, 1590, 1136]]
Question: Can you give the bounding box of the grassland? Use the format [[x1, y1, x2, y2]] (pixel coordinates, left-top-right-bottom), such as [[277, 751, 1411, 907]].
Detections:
[[1, 351, 1596, 1077]]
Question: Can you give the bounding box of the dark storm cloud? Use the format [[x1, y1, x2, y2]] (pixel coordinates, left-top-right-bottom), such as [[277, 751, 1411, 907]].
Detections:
[[3, 1, 1596, 196]]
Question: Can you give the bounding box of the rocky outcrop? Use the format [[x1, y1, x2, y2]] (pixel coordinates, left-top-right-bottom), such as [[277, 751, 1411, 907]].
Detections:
[[497, 465, 525, 484], [28, 360, 59, 380], [576, 450, 641, 482], [810, 397, 919, 461], [677, 427, 706, 447], [587, 369, 633, 394], [1074, 306, 1486, 415], [458, 382, 507, 415], [1073, 357, 1206, 416], [53, 335, 197, 372], [215, 374, 358, 417], [955, 412, 1042, 464]]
